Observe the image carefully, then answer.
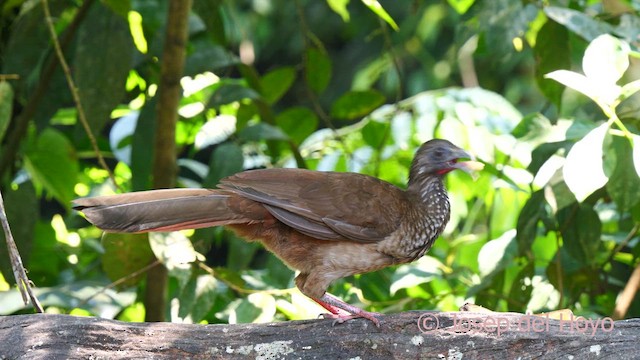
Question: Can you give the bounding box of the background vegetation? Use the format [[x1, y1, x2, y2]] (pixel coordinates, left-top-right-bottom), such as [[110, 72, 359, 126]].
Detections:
[[1, 0, 640, 325]]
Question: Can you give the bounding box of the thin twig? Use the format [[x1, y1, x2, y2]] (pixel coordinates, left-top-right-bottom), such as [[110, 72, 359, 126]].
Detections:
[[41, 0, 120, 190], [0, 190, 43, 312]]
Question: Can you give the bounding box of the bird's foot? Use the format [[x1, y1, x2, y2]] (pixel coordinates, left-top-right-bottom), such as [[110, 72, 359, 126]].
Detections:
[[320, 311, 382, 327], [313, 293, 382, 327]]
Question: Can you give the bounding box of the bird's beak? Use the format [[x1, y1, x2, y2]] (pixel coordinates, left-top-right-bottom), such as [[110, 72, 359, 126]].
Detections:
[[451, 149, 485, 176]]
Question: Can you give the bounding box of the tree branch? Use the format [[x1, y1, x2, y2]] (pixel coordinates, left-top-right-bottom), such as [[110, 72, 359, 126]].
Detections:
[[0, 312, 637, 359]]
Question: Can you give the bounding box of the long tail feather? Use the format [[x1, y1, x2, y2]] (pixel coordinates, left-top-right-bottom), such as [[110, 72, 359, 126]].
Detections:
[[73, 189, 247, 233]]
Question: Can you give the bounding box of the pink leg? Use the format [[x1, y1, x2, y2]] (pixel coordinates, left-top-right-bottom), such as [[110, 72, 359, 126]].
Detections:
[[313, 293, 381, 327]]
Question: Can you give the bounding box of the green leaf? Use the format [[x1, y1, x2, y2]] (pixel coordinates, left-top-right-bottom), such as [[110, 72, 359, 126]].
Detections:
[[620, 79, 640, 101], [260, 67, 296, 104], [360, 0, 398, 30], [478, 230, 518, 277], [633, 134, 640, 179], [582, 34, 630, 85], [545, 70, 621, 106], [178, 275, 220, 322], [528, 141, 572, 175], [390, 256, 443, 295], [203, 142, 244, 187], [543, 6, 615, 42], [605, 136, 640, 211], [330, 90, 385, 120], [275, 107, 318, 145], [516, 191, 546, 255], [74, 1, 134, 135], [562, 123, 609, 202], [229, 293, 276, 323], [556, 204, 601, 266], [207, 83, 260, 108], [511, 113, 552, 141], [131, 97, 156, 191], [361, 120, 389, 148], [507, 262, 534, 311], [447, 0, 475, 14], [102, 233, 154, 288], [305, 48, 332, 94], [238, 123, 289, 142], [149, 232, 204, 289], [534, 19, 570, 110], [326, 0, 350, 21], [0, 81, 13, 141], [184, 45, 240, 76], [24, 128, 78, 205]]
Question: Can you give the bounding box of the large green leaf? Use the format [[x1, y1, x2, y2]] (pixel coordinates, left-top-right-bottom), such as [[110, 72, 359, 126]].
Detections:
[[74, 1, 134, 135], [605, 136, 640, 212], [516, 190, 546, 255], [275, 107, 318, 145], [562, 123, 609, 202], [102, 233, 154, 288], [131, 97, 157, 191], [24, 128, 78, 205], [544, 6, 615, 42], [556, 204, 601, 266], [534, 20, 570, 110], [330, 90, 385, 120], [177, 275, 220, 322], [261, 67, 296, 104], [203, 142, 244, 187]]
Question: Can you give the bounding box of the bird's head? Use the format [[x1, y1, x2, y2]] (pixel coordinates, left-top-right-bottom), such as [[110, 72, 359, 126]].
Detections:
[[409, 139, 484, 180]]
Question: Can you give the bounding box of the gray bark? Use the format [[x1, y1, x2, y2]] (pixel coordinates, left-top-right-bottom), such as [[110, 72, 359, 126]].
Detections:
[[0, 312, 637, 359]]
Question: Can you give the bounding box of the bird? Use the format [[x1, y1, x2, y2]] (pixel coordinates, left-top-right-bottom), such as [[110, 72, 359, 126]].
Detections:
[[73, 139, 484, 327]]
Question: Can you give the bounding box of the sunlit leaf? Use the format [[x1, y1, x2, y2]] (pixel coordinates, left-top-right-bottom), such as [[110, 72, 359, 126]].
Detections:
[[195, 115, 237, 149], [326, 0, 350, 21], [360, 0, 398, 30], [390, 256, 443, 295], [149, 232, 204, 288], [178, 275, 220, 322], [582, 34, 630, 85], [620, 79, 640, 101], [447, 0, 475, 14], [229, 293, 276, 324], [562, 123, 609, 202], [478, 230, 518, 277], [545, 70, 620, 106], [634, 135, 640, 179], [330, 90, 385, 120]]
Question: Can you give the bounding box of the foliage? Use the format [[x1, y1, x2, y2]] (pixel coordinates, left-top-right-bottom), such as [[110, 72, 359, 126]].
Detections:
[[0, 0, 639, 325]]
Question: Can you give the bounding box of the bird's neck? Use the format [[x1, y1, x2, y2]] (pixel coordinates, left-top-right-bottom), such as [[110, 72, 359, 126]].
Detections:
[[407, 174, 447, 208]]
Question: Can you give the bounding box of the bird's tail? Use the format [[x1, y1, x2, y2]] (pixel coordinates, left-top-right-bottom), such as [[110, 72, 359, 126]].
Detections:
[[73, 188, 249, 233]]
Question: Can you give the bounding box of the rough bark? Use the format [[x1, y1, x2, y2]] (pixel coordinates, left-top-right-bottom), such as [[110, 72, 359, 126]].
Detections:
[[0, 312, 637, 359]]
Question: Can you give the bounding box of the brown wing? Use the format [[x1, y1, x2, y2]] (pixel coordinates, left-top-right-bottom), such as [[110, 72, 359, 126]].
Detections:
[[219, 169, 408, 242]]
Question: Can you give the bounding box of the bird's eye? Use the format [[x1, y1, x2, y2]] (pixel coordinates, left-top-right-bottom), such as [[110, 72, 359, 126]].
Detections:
[[434, 149, 445, 158]]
